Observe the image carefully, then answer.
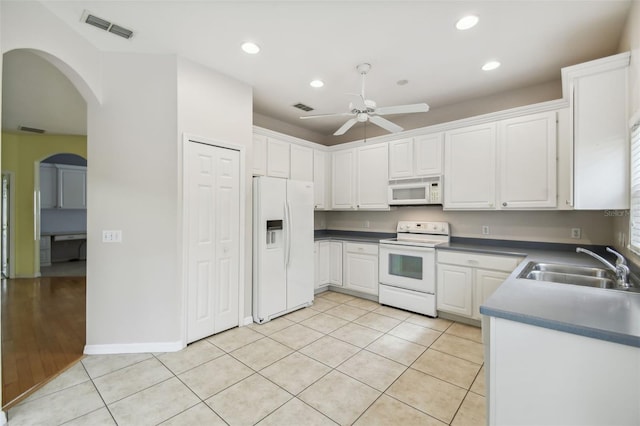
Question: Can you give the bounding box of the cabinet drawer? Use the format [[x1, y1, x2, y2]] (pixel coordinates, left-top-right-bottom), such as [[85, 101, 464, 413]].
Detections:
[[437, 250, 522, 272], [345, 242, 378, 256]]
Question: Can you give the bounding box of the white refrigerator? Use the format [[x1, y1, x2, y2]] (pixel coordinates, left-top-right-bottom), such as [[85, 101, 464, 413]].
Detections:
[[253, 176, 314, 323]]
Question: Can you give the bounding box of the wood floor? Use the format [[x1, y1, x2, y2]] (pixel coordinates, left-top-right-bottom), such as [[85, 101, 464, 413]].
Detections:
[[1, 276, 86, 408]]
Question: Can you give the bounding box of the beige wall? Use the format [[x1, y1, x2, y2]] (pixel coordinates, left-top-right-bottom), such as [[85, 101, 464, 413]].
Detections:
[[324, 208, 615, 245]]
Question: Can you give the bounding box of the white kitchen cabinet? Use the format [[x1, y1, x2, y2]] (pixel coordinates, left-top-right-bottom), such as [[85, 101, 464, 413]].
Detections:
[[444, 123, 497, 209], [315, 241, 330, 289], [252, 134, 267, 176], [332, 145, 389, 210], [329, 241, 343, 286], [313, 150, 331, 210], [332, 149, 357, 209], [562, 52, 630, 210], [343, 242, 378, 295], [57, 165, 87, 209], [356, 144, 389, 209], [498, 111, 557, 209], [473, 269, 509, 320], [39, 163, 57, 209], [290, 144, 313, 182], [388, 138, 413, 179], [389, 133, 443, 180], [437, 250, 523, 319], [267, 138, 290, 179], [436, 264, 473, 316]]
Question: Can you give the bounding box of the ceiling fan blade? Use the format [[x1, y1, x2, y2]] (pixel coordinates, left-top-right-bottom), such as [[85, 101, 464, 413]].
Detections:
[[368, 115, 404, 133], [334, 118, 358, 136], [300, 112, 353, 120], [375, 103, 430, 115]]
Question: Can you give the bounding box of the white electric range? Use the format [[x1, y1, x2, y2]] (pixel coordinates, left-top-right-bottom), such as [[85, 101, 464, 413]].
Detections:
[[378, 221, 450, 317]]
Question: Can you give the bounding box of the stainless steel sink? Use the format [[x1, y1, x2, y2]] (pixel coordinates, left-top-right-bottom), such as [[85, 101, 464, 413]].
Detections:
[[518, 261, 640, 293]]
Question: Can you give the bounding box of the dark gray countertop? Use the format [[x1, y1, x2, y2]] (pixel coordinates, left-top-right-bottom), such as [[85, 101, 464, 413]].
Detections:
[[314, 230, 394, 244]]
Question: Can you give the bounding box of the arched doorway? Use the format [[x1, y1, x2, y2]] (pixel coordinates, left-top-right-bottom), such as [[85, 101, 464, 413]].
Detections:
[[1, 49, 89, 408]]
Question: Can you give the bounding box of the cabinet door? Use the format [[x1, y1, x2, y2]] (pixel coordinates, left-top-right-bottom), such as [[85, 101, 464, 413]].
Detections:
[[356, 144, 389, 209], [252, 134, 267, 176], [573, 66, 629, 209], [388, 138, 413, 179], [329, 241, 343, 286], [267, 138, 290, 178], [39, 164, 58, 208], [332, 149, 356, 209], [415, 133, 443, 176], [316, 241, 330, 288], [444, 123, 497, 209], [290, 144, 313, 182], [473, 269, 509, 320], [313, 150, 330, 210], [57, 166, 86, 209], [344, 251, 378, 295], [436, 264, 473, 316], [499, 112, 557, 209]]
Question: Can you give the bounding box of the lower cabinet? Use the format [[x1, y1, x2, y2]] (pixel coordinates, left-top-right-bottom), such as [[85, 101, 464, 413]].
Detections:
[[343, 242, 379, 296], [436, 250, 523, 319], [314, 240, 378, 296], [315, 240, 343, 289]]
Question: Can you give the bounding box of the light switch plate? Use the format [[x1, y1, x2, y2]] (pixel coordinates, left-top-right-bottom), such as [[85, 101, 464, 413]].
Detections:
[[102, 230, 122, 243]]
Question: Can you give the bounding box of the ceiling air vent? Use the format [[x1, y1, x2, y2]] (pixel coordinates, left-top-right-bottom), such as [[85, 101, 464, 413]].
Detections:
[[82, 10, 134, 40], [293, 103, 314, 112], [19, 126, 45, 134]]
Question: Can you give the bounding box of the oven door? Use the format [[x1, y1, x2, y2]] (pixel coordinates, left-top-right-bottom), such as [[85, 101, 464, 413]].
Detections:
[[379, 244, 435, 293]]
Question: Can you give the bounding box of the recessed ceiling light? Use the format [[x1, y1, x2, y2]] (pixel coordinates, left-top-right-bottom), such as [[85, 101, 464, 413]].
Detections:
[[310, 79, 324, 88], [482, 61, 501, 71], [456, 15, 479, 30], [241, 42, 260, 54]]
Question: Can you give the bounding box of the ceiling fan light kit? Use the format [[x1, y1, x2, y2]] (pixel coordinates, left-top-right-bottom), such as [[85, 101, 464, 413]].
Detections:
[[300, 63, 429, 136]]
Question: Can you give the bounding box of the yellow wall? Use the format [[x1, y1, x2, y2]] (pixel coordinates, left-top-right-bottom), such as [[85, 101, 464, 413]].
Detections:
[[1, 131, 86, 277]]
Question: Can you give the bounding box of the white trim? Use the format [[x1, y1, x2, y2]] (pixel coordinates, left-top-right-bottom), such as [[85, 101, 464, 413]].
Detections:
[[253, 126, 326, 150], [3, 171, 16, 278], [84, 340, 184, 355], [180, 133, 246, 347], [561, 51, 630, 99], [0, 410, 6, 425], [242, 316, 253, 326], [33, 161, 41, 277]]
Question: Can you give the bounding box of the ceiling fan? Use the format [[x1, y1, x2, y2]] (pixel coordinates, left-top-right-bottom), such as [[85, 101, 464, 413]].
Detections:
[[300, 63, 429, 136]]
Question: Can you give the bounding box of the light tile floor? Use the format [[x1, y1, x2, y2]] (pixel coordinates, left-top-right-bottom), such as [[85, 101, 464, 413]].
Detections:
[[8, 291, 486, 426]]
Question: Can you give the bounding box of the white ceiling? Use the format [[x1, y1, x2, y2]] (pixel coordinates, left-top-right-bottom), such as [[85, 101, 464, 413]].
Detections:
[[1, 0, 632, 141]]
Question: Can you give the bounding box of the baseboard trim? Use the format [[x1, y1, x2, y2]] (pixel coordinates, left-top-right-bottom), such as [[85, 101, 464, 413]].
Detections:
[[242, 316, 254, 326], [83, 340, 184, 355], [0, 410, 6, 425]]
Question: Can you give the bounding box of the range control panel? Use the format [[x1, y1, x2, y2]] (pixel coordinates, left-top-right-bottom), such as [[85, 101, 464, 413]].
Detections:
[[396, 221, 450, 236]]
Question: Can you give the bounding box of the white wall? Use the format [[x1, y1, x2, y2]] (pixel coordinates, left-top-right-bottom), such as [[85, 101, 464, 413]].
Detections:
[[86, 53, 181, 349], [176, 57, 253, 320], [324, 208, 615, 245]]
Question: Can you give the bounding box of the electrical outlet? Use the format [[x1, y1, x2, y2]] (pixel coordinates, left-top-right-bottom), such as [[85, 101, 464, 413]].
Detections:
[[102, 230, 122, 243], [364, 221, 370, 228], [571, 228, 581, 239], [482, 225, 489, 235]]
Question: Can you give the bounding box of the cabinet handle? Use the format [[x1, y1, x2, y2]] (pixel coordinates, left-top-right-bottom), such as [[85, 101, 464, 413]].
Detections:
[[468, 259, 479, 265], [502, 202, 507, 207]]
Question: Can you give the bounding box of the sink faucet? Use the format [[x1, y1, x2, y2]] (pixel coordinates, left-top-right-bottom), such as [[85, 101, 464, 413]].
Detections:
[[576, 247, 630, 289]]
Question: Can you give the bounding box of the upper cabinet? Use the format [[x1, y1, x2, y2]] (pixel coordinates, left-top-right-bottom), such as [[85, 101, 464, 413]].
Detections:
[[389, 133, 443, 179], [562, 52, 630, 210], [498, 111, 557, 209], [40, 163, 87, 209], [444, 112, 557, 210], [267, 138, 290, 179], [332, 144, 389, 210], [444, 123, 498, 210], [252, 134, 291, 179], [313, 150, 331, 210], [290, 144, 313, 182]]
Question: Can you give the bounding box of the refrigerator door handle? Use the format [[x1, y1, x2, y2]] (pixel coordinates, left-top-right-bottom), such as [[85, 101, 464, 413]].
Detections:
[[285, 200, 292, 268]]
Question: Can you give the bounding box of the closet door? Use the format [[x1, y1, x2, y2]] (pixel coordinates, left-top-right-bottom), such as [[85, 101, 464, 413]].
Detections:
[[186, 141, 240, 343]]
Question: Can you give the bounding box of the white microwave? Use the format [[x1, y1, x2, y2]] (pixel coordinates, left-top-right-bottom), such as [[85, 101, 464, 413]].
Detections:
[[388, 176, 443, 205]]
